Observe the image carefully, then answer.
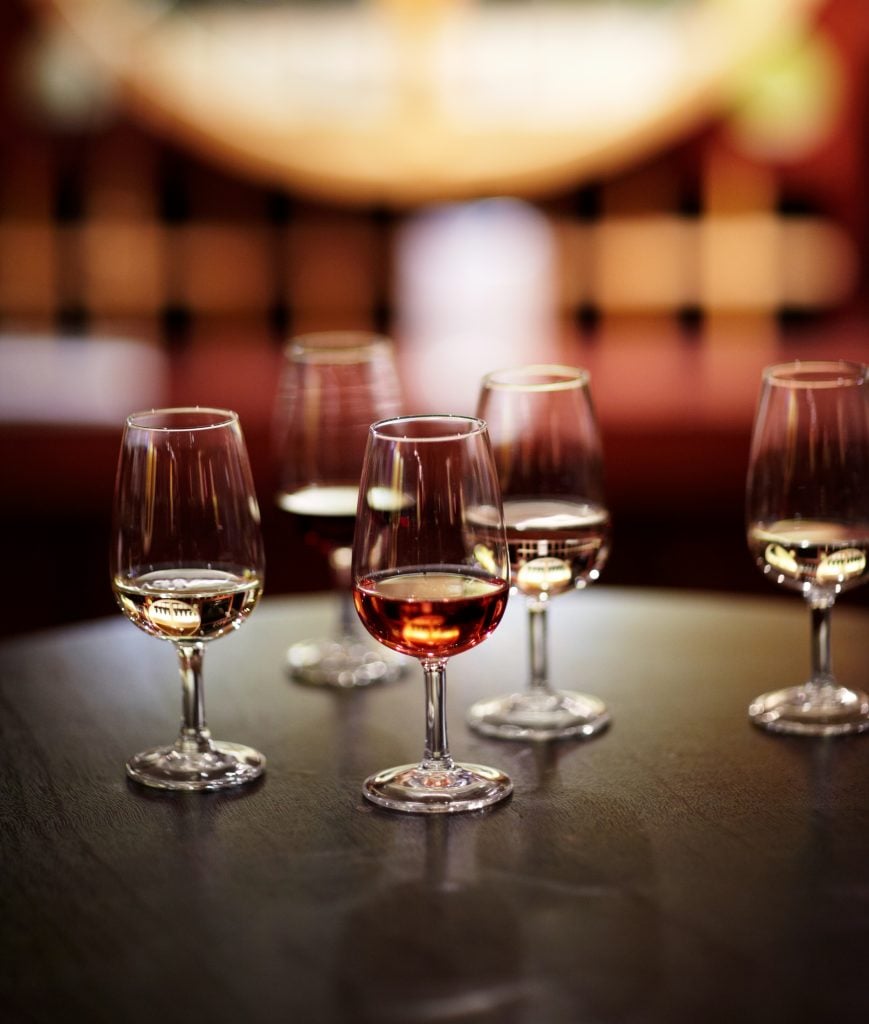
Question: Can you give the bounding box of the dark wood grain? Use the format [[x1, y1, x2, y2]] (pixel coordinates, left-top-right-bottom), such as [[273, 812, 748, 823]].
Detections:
[[2, 588, 869, 1023]]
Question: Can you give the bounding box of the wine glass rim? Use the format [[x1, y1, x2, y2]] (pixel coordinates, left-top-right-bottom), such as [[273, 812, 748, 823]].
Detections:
[[370, 414, 487, 441], [481, 363, 590, 391], [763, 360, 868, 388], [285, 331, 394, 362], [125, 407, 239, 431]]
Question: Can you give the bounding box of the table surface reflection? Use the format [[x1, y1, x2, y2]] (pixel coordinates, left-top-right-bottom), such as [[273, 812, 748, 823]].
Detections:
[[2, 588, 869, 1024]]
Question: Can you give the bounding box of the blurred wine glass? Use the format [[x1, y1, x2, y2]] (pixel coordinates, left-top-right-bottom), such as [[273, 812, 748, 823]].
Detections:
[[466, 365, 611, 741], [273, 331, 407, 687], [353, 415, 513, 813], [746, 360, 869, 735], [111, 407, 266, 790]]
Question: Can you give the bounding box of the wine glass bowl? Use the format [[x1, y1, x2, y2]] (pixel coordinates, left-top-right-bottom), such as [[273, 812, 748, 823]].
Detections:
[[352, 415, 513, 813], [111, 407, 266, 790], [466, 365, 611, 742], [273, 331, 406, 687], [746, 360, 869, 736]]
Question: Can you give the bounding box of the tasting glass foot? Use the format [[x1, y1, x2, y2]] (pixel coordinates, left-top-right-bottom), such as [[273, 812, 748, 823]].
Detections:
[[126, 741, 265, 791], [363, 762, 512, 814], [467, 690, 610, 742], [749, 683, 869, 737], [287, 636, 407, 688]]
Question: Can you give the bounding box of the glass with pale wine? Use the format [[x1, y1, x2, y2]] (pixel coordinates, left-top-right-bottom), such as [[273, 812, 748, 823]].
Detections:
[[111, 407, 266, 789], [466, 365, 611, 740], [273, 331, 406, 687], [746, 360, 869, 735]]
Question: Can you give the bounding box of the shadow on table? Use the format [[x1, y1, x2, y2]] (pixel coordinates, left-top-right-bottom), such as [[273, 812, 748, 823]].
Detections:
[[333, 780, 663, 1023]]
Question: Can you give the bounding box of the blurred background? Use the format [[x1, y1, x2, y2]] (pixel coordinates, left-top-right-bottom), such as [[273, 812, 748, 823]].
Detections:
[[0, 0, 866, 635]]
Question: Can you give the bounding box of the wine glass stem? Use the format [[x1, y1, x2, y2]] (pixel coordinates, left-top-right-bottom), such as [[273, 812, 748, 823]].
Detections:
[[809, 599, 835, 687], [528, 601, 552, 694], [175, 642, 214, 754], [337, 590, 357, 640], [330, 546, 356, 639], [422, 659, 454, 771]]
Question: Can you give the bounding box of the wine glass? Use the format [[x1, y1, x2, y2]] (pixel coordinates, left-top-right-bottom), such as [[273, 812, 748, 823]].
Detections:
[[466, 365, 611, 741], [352, 415, 513, 813], [273, 331, 406, 687], [111, 407, 266, 790], [746, 360, 869, 736]]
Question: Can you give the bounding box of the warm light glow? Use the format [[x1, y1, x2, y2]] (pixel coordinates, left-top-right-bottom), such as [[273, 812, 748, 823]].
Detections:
[[402, 615, 461, 647], [40, 0, 824, 203], [516, 557, 573, 595], [727, 30, 843, 161], [568, 213, 856, 314], [147, 598, 201, 637], [593, 216, 694, 311]]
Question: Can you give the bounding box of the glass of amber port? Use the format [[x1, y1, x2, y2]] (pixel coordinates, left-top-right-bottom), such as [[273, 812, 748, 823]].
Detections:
[[746, 361, 869, 736], [111, 408, 267, 789], [466, 365, 612, 742], [273, 331, 407, 687], [352, 415, 513, 813]]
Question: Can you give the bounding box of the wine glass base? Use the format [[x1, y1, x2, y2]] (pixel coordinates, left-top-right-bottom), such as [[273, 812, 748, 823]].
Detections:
[[287, 636, 407, 688], [126, 741, 265, 791], [363, 762, 512, 814], [749, 684, 869, 737], [467, 690, 610, 742]]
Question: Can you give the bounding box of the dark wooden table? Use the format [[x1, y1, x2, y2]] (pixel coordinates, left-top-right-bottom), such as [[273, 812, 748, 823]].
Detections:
[[2, 588, 869, 1024]]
